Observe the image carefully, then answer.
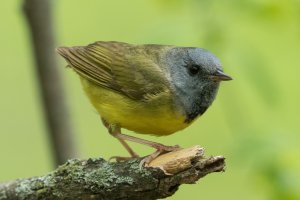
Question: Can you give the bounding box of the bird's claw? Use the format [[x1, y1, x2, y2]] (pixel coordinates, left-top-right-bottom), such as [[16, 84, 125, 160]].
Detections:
[[139, 144, 182, 168], [109, 155, 139, 162]]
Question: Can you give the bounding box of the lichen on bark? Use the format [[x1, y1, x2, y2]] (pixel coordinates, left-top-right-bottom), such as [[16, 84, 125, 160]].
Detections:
[[0, 146, 225, 200]]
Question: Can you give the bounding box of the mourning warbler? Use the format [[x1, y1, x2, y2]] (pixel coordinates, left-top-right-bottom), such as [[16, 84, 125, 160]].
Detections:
[[57, 41, 232, 164]]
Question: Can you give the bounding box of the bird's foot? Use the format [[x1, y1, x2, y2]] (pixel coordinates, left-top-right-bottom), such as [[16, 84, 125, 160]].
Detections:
[[139, 144, 181, 168], [154, 144, 181, 152], [109, 154, 139, 162]]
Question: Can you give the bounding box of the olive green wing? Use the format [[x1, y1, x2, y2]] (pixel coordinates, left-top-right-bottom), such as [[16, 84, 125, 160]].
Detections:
[[56, 41, 170, 101]]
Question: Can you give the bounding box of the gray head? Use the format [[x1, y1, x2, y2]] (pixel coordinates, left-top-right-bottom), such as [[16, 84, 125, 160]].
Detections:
[[165, 47, 232, 123]]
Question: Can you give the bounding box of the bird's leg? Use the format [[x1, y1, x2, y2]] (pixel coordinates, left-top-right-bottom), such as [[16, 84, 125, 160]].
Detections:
[[114, 132, 180, 152], [101, 118, 139, 160], [110, 129, 181, 166], [115, 138, 139, 158], [101, 118, 181, 165]]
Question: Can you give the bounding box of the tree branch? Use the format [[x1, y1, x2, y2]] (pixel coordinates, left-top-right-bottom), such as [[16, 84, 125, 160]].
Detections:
[[22, 0, 77, 165], [0, 146, 225, 200]]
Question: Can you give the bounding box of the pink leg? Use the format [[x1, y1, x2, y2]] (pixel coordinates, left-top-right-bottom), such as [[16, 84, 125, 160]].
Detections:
[[101, 118, 139, 158], [111, 132, 181, 166], [114, 132, 180, 152], [102, 118, 180, 165]]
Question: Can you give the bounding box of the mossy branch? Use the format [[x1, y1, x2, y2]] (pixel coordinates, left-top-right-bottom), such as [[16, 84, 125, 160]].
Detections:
[[0, 146, 225, 200]]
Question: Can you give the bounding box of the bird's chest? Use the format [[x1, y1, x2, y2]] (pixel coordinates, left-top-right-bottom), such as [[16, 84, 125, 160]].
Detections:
[[82, 80, 189, 135], [118, 103, 189, 136], [100, 95, 188, 136]]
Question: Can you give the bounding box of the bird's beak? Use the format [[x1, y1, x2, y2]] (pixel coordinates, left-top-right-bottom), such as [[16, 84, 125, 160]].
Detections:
[[209, 69, 233, 81]]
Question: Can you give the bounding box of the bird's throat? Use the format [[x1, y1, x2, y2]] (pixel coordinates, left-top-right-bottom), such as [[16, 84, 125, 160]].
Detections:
[[184, 105, 208, 123]]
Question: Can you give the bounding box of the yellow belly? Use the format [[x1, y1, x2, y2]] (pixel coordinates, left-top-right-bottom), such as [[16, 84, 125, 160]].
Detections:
[[80, 78, 189, 136]]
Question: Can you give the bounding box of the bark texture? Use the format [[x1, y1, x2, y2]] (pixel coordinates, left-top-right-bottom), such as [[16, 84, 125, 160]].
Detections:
[[0, 146, 225, 200]]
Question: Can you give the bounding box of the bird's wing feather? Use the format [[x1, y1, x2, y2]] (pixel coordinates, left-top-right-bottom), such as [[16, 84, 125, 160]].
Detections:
[[57, 41, 170, 101]]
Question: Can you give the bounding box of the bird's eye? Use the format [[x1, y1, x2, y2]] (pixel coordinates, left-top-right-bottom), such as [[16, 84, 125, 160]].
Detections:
[[188, 65, 200, 76]]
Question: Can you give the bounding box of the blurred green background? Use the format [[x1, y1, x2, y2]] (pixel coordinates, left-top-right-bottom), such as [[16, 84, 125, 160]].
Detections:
[[1, 0, 300, 199]]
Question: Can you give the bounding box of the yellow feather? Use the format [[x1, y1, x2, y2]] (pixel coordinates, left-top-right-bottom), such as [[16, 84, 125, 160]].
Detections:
[[81, 78, 189, 136]]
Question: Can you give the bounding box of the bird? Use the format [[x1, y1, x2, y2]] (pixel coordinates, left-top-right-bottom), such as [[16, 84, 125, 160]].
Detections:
[[56, 41, 232, 165]]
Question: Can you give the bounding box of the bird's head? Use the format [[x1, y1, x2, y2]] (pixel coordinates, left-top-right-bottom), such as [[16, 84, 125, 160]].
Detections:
[[164, 47, 232, 122]]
